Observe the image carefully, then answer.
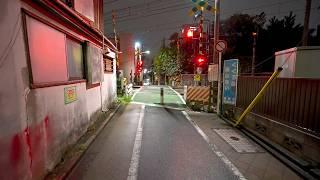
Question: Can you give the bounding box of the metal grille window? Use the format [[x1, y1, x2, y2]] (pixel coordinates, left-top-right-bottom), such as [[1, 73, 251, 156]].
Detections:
[[103, 58, 113, 73]]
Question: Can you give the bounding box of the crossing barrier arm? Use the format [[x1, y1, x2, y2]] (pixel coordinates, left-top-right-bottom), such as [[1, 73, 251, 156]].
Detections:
[[234, 67, 283, 127]]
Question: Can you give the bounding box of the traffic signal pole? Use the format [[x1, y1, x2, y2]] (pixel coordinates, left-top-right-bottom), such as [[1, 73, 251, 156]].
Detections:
[[213, 0, 222, 115]]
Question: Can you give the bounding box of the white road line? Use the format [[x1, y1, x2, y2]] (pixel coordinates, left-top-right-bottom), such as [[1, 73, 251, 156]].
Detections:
[[182, 111, 247, 180], [131, 87, 143, 100], [131, 101, 185, 111], [168, 86, 186, 104], [127, 105, 145, 180]]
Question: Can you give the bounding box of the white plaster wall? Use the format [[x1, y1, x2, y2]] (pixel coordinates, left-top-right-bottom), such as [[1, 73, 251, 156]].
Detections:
[[0, 0, 118, 179], [85, 86, 102, 120], [0, 0, 31, 179], [26, 83, 89, 177]]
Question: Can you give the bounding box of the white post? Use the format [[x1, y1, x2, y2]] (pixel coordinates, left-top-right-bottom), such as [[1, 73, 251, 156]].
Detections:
[[217, 52, 222, 115]]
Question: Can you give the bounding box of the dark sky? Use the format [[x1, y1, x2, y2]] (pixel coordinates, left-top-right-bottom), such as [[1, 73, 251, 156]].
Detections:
[[104, 0, 320, 59]]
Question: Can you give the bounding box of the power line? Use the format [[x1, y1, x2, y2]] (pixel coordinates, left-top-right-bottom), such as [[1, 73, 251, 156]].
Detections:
[[0, 14, 22, 68], [108, 2, 190, 21], [105, 4, 193, 24], [104, 0, 216, 23], [112, 2, 310, 33]]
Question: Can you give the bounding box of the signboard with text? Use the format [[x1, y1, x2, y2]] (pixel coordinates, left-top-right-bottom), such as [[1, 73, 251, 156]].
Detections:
[[194, 74, 201, 82], [64, 86, 77, 104], [208, 64, 218, 82], [223, 59, 239, 105]]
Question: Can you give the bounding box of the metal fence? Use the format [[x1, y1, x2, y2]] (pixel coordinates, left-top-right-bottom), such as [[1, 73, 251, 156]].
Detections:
[[237, 76, 320, 135]]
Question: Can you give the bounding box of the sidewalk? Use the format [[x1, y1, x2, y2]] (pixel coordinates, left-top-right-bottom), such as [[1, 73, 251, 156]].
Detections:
[[187, 111, 302, 180]]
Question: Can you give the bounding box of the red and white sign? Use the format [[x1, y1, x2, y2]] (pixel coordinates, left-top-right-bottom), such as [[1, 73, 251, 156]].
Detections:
[[215, 40, 227, 52]]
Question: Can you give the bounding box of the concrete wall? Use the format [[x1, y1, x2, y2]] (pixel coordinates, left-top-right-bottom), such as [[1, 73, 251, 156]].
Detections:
[[234, 109, 320, 167], [0, 0, 117, 179]]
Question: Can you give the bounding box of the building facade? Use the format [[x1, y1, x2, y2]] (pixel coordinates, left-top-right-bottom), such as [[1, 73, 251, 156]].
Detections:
[[0, 0, 117, 179], [119, 33, 135, 83]]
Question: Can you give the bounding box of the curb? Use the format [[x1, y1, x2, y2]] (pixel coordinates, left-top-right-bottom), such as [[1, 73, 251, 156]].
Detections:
[[45, 104, 121, 180], [219, 115, 319, 180]]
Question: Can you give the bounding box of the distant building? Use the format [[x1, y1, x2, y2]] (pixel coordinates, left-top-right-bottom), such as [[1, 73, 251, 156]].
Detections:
[[119, 33, 135, 83], [0, 0, 117, 179]]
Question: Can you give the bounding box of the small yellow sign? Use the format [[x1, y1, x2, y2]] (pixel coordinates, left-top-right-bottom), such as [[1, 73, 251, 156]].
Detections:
[[194, 74, 201, 82], [64, 86, 77, 104]]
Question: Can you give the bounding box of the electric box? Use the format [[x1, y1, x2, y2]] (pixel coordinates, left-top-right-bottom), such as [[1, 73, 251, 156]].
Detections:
[[274, 46, 320, 78]]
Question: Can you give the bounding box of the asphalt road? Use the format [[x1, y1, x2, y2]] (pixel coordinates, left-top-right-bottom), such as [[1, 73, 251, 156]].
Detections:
[[67, 86, 241, 180]]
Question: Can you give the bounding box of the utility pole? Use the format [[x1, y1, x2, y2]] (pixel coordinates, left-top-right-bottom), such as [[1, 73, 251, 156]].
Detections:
[[213, 0, 220, 64], [302, 0, 312, 46], [214, 0, 222, 115], [112, 10, 119, 69], [252, 32, 257, 76]]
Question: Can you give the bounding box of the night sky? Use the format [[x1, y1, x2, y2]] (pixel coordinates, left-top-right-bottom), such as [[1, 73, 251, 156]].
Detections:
[[103, 0, 320, 66]]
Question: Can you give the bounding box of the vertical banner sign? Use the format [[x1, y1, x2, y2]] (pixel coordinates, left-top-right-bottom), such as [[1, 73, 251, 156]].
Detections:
[[64, 86, 77, 104], [208, 64, 218, 82], [223, 59, 239, 105]]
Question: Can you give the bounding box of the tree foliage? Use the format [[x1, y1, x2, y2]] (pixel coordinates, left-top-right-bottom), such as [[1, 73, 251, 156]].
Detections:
[[221, 12, 309, 73], [153, 46, 182, 80]]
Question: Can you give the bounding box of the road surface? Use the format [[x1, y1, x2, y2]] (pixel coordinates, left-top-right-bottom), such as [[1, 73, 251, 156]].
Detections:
[[67, 86, 243, 180]]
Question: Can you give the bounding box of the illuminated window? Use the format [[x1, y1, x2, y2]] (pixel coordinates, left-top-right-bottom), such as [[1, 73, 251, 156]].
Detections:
[[26, 16, 86, 85], [26, 16, 68, 84]]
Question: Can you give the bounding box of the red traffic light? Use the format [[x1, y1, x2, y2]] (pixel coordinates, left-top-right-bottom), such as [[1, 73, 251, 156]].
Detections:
[[194, 55, 206, 66], [198, 57, 205, 63], [187, 30, 193, 38]]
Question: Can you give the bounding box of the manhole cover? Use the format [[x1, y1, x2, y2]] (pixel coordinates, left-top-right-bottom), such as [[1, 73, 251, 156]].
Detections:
[[214, 129, 263, 153], [230, 136, 240, 141]]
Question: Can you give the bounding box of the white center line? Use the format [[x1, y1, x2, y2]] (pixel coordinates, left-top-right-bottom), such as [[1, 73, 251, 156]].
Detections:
[[127, 105, 145, 180]]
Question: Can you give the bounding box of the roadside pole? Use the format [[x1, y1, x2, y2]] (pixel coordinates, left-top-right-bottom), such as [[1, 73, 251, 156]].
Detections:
[[217, 52, 222, 115], [214, 0, 221, 115]]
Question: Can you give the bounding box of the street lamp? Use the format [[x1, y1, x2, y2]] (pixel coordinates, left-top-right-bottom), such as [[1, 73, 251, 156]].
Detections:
[[135, 42, 141, 50], [143, 50, 151, 54]]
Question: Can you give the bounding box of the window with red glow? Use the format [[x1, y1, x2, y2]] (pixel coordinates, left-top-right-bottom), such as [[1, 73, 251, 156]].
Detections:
[[26, 16, 68, 84], [74, 0, 94, 21], [26, 16, 86, 85]]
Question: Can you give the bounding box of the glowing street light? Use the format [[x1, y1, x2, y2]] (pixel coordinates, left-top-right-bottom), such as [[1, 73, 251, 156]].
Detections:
[[142, 50, 150, 54], [135, 42, 141, 50]]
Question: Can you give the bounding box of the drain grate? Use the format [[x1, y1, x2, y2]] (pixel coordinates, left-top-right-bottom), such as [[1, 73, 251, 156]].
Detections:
[[214, 129, 263, 153]]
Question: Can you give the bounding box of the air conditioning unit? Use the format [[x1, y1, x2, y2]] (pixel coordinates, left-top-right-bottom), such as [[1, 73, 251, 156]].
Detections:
[[274, 46, 320, 78]]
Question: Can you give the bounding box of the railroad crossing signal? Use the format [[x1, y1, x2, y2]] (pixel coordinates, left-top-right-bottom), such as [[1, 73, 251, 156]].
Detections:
[[189, 0, 216, 16]]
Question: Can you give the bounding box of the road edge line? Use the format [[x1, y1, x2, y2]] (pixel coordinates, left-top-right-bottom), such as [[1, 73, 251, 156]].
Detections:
[[168, 86, 186, 104], [127, 105, 145, 180], [182, 111, 247, 180], [131, 86, 143, 100]]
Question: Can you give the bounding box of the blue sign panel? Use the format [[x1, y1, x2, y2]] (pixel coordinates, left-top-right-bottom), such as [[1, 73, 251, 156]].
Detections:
[[223, 59, 239, 105]]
